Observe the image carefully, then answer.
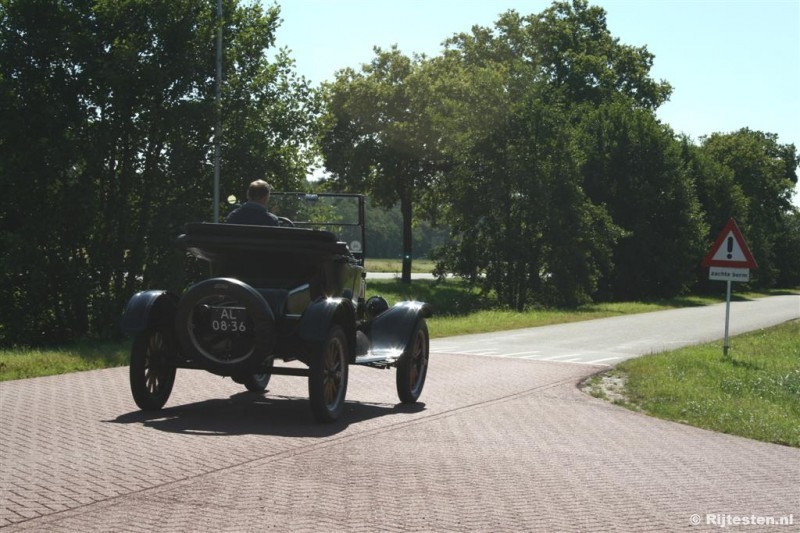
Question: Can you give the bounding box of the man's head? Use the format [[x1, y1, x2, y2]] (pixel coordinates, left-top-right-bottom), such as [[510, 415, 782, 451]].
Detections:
[[246, 179, 272, 205]]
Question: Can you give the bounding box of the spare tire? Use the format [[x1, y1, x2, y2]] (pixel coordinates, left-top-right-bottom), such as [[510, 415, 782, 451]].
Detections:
[[175, 278, 275, 375]]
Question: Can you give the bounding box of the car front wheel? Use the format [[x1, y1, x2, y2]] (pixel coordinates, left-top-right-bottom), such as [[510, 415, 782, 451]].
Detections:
[[308, 325, 349, 423], [130, 328, 177, 410], [233, 359, 274, 392], [396, 319, 429, 404]]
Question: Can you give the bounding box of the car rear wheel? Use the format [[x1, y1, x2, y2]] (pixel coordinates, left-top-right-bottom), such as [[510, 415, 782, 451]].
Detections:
[[309, 325, 349, 423], [130, 327, 177, 411], [396, 319, 429, 404]]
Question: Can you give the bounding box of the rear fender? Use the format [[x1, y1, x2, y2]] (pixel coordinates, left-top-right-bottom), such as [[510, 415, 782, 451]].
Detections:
[[296, 297, 356, 361], [369, 301, 432, 356], [121, 290, 179, 334]]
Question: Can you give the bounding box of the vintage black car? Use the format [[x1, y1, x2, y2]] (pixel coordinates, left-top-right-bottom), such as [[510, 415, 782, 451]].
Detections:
[[121, 193, 431, 422]]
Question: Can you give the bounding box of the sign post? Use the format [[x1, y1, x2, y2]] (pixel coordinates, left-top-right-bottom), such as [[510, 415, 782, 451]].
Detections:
[[701, 219, 758, 357]]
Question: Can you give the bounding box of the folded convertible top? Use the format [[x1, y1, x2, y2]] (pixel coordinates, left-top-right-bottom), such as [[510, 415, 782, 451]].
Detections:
[[176, 222, 351, 263]]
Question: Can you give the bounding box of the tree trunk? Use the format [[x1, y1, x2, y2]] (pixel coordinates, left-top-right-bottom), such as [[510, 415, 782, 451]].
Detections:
[[400, 195, 413, 284]]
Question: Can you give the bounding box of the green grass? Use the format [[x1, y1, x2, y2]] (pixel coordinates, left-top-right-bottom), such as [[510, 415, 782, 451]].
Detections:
[[365, 258, 436, 273], [0, 340, 130, 382], [595, 320, 800, 447]]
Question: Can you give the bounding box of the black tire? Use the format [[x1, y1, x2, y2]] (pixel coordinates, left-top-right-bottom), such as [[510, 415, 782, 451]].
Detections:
[[130, 328, 177, 411], [308, 325, 349, 423], [174, 278, 275, 375], [233, 359, 274, 392], [396, 319, 429, 404]]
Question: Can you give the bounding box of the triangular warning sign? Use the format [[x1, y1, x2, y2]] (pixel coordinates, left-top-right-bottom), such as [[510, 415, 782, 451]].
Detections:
[[702, 218, 758, 269]]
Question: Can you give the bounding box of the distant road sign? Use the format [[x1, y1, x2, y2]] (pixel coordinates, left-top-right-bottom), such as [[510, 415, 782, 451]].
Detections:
[[702, 218, 758, 357], [702, 218, 758, 269]]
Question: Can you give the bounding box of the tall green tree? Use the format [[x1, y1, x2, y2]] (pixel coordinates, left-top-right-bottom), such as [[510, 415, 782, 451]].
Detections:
[[1, 0, 98, 344], [529, 0, 672, 111], [429, 1, 680, 307], [0, 0, 316, 346], [320, 47, 444, 283], [221, 4, 319, 195], [678, 137, 748, 292], [579, 101, 707, 300], [700, 129, 799, 287], [772, 210, 800, 287]]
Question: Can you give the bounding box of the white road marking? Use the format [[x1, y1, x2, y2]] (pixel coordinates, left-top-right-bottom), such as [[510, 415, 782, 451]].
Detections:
[[540, 353, 584, 361], [497, 351, 541, 357], [588, 356, 622, 363], [431, 348, 496, 355], [433, 347, 623, 366]]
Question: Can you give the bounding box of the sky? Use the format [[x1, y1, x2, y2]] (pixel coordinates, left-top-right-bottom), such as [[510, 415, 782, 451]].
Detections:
[[269, 0, 800, 205]]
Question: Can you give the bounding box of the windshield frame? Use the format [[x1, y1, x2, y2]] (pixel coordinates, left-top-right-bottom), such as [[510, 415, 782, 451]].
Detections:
[[269, 192, 366, 266]]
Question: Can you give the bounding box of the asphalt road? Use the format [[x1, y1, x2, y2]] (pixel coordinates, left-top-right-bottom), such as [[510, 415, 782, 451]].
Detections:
[[1, 294, 798, 531], [431, 294, 800, 365]]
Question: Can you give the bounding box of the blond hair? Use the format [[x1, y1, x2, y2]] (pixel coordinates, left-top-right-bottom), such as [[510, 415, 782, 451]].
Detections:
[[246, 179, 272, 201]]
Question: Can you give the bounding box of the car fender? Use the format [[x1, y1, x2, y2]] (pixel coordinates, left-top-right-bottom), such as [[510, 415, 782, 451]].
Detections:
[[296, 297, 356, 360], [369, 301, 432, 355], [120, 290, 179, 334]]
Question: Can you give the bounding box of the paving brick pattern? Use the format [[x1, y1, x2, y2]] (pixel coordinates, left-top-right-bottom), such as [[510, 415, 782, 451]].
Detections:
[[1, 352, 798, 531]]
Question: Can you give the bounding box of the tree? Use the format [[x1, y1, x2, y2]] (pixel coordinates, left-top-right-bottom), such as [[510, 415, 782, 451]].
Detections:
[[428, 1, 682, 307], [530, 0, 672, 111], [428, 60, 620, 308], [579, 101, 707, 300], [320, 47, 444, 283], [700, 129, 799, 287], [0, 0, 99, 343], [772, 209, 800, 287], [220, 5, 319, 197], [0, 0, 316, 346], [677, 137, 748, 292], [358, 200, 449, 260]]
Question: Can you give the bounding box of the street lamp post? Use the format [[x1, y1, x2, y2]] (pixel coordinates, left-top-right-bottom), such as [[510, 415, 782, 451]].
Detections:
[[213, 0, 222, 222]]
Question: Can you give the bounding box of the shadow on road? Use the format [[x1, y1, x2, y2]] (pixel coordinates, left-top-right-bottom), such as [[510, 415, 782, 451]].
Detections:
[[108, 391, 426, 437]]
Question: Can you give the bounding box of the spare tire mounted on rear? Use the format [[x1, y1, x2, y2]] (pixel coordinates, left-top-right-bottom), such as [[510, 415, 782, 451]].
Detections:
[[175, 278, 275, 375]]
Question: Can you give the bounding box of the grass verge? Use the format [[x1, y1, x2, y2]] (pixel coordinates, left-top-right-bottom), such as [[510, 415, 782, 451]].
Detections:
[[364, 258, 436, 273], [0, 340, 130, 382], [585, 320, 800, 447]]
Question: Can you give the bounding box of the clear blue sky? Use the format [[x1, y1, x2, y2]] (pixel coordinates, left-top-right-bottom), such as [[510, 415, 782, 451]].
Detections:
[[269, 0, 800, 205]]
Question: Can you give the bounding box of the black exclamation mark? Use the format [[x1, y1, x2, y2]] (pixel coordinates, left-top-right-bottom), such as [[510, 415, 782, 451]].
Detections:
[[726, 236, 733, 259]]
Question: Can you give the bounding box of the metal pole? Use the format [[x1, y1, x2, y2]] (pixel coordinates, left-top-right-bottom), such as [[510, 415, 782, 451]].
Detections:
[[213, 0, 222, 222], [723, 279, 732, 357]]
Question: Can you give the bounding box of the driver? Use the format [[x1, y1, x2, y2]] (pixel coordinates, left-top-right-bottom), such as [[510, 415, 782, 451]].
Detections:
[[225, 179, 280, 226]]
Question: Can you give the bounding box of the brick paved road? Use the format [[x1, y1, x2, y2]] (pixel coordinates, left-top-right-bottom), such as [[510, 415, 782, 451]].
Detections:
[[2, 345, 798, 531]]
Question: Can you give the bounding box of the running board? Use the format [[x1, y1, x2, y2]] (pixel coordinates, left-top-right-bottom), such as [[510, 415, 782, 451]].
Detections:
[[354, 352, 402, 368]]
